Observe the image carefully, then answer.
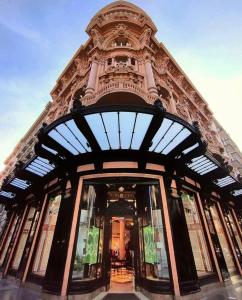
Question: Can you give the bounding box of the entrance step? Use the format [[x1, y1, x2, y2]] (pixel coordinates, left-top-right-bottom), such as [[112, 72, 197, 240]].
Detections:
[[101, 293, 140, 300]]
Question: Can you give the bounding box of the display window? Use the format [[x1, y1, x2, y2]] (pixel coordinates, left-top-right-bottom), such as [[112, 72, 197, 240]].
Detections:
[[0, 216, 19, 267], [181, 192, 213, 277], [32, 194, 61, 276], [11, 207, 36, 271], [210, 205, 236, 274]]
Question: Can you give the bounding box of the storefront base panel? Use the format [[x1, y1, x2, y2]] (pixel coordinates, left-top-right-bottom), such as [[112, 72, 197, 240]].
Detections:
[[138, 287, 173, 300]]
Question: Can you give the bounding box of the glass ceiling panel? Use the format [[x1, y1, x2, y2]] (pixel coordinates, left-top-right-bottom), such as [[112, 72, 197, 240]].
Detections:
[[232, 189, 242, 196], [41, 144, 58, 155], [131, 113, 153, 150], [214, 176, 236, 187], [66, 120, 91, 152], [101, 112, 119, 149], [149, 118, 173, 152], [120, 112, 136, 149], [25, 157, 55, 177], [162, 128, 191, 155], [0, 191, 15, 198], [187, 155, 218, 175], [182, 143, 199, 155], [48, 129, 79, 155], [85, 114, 109, 150], [10, 178, 30, 190]]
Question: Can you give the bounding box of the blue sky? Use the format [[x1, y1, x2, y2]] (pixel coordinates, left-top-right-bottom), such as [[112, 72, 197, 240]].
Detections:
[[0, 0, 242, 171]]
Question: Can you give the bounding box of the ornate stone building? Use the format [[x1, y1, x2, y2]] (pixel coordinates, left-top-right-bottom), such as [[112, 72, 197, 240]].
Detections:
[[0, 2, 241, 299]]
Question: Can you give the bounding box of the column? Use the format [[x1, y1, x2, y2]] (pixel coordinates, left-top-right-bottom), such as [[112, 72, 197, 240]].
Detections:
[[85, 59, 99, 96], [119, 219, 125, 260], [159, 177, 181, 297], [145, 57, 158, 97]]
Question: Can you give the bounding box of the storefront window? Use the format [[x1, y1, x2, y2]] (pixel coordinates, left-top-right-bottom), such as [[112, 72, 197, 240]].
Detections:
[[139, 184, 170, 280], [72, 185, 103, 280], [32, 194, 61, 276], [210, 205, 236, 274], [225, 212, 242, 262], [181, 192, 213, 277], [0, 216, 19, 267], [11, 207, 36, 270]]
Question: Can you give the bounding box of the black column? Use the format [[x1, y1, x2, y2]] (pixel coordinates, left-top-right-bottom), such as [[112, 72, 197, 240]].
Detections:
[[165, 179, 199, 294], [42, 174, 79, 294]]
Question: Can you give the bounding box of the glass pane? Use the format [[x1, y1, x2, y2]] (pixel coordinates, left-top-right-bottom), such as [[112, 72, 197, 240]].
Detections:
[[181, 192, 213, 277], [0, 216, 18, 266], [11, 207, 36, 270], [120, 112, 135, 149], [131, 113, 152, 150], [32, 194, 61, 276], [139, 184, 170, 280], [210, 205, 236, 274], [72, 185, 103, 280], [48, 129, 79, 155], [66, 120, 91, 152], [149, 118, 173, 152], [102, 112, 119, 149], [85, 114, 109, 150]]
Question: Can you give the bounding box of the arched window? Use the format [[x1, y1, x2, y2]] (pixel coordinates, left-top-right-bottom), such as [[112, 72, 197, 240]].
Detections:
[[113, 37, 131, 47]]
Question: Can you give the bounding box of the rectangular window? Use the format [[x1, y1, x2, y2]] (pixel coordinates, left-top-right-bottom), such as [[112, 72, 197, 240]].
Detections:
[[72, 185, 103, 280], [139, 184, 170, 280], [0, 216, 19, 266], [181, 192, 213, 277], [32, 194, 61, 276], [210, 205, 236, 274], [11, 207, 36, 270]]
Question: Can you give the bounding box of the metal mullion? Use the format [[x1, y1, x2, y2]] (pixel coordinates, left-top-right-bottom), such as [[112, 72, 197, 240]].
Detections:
[[100, 113, 111, 149], [160, 127, 185, 153], [129, 113, 138, 149], [65, 123, 88, 152], [118, 112, 121, 149], [153, 121, 174, 152], [55, 128, 80, 154]]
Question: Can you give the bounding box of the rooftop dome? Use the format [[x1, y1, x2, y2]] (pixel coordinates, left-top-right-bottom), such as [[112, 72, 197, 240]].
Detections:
[[86, 1, 157, 33]]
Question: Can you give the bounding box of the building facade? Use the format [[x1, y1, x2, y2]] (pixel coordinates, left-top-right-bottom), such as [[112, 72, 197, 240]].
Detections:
[[0, 1, 241, 299]]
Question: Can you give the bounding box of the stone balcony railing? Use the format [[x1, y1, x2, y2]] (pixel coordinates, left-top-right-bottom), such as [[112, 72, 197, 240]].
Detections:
[[82, 81, 157, 106]]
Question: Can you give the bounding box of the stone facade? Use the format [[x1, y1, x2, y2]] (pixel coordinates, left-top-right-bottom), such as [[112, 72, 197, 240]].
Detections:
[[1, 1, 237, 184]]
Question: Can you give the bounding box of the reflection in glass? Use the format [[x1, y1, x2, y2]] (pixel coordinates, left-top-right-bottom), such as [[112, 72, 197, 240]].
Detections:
[[210, 205, 236, 274], [32, 194, 61, 276], [181, 193, 213, 277], [12, 207, 36, 270], [0, 216, 18, 267], [72, 186, 103, 280], [139, 185, 170, 280]]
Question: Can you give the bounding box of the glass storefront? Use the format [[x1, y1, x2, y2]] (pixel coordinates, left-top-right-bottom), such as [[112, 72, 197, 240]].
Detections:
[[181, 192, 213, 277], [0, 216, 19, 267], [32, 194, 61, 276], [138, 184, 170, 281], [72, 185, 103, 281], [71, 178, 171, 292], [210, 205, 236, 274], [11, 207, 36, 271]]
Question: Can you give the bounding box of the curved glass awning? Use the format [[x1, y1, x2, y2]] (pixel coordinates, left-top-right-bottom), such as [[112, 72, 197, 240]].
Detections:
[[0, 103, 241, 201]]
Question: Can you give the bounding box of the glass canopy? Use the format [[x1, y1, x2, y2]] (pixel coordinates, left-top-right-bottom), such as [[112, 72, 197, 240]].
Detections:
[[10, 178, 31, 190], [214, 176, 236, 188], [187, 155, 219, 175], [0, 191, 15, 199], [25, 156, 55, 177]]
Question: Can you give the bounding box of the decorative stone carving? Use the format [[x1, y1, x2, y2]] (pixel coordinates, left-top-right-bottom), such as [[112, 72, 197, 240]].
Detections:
[[90, 28, 103, 47], [140, 28, 152, 47]]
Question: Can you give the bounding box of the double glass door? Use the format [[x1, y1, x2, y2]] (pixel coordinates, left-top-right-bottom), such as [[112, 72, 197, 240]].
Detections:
[[70, 178, 171, 294]]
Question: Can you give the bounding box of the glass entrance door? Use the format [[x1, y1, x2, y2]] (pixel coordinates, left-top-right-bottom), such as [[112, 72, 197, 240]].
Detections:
[[70, 177, 172, 295]]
